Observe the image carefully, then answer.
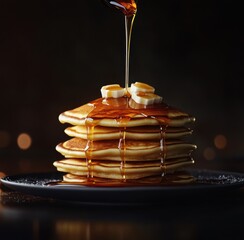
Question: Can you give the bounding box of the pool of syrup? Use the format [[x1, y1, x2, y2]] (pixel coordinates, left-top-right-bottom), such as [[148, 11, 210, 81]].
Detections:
[[47, 171, 196, 188]]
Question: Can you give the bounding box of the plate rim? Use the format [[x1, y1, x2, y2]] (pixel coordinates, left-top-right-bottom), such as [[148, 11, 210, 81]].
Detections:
[[2, 168, 244, 191], [1, 168, 244, 203]]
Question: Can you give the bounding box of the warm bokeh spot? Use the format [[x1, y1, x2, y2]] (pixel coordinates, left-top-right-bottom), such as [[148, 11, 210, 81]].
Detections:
[[17, 133, 32, 150], [214, 134, 227, 150]]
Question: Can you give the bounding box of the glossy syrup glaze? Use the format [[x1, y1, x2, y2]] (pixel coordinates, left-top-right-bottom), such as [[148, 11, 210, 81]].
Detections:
[[84, 97, 171, 182], [87, 97, 183, 121]]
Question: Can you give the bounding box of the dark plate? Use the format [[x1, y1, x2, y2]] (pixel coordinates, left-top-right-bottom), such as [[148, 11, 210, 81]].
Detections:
[[1, 169, 244, 204]]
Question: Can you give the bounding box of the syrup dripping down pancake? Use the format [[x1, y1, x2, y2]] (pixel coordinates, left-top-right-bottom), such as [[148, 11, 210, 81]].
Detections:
[[54, 96, 196, 181]]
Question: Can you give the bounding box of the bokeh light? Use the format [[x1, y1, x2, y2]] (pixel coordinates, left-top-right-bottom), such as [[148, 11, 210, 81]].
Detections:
[[214, 134, 227, 149], [17, 133, 32, 150]]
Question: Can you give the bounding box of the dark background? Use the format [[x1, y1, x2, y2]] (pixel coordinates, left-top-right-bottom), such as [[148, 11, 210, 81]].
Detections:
[[0, 0, 243, 175]]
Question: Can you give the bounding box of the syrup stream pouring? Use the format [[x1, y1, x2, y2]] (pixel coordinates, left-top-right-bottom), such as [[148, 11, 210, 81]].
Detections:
[[102, 0, 137, 90]]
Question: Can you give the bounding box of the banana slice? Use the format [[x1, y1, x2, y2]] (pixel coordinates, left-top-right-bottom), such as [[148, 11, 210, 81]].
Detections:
[[130, 82, 162, 105], [132, 91, 162, 105], [101, 84, 126, 98], [131, 82, 155, 94]]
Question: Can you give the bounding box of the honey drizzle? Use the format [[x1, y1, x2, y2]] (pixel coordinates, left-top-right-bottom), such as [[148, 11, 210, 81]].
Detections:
[[103, 1, 137, 90], [159, 124, 167, 176], [84, 118, 97, 178], [118, 126, 127, 180], [125, 14, 135, 90]]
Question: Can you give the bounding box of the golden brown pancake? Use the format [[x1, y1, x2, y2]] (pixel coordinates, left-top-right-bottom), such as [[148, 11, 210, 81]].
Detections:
[[64, 125, 193, 140], [56, 137, 196, 161], [61, 171, 195, 186], [58, 98, 195, 127], [53, 157, 194, 180]]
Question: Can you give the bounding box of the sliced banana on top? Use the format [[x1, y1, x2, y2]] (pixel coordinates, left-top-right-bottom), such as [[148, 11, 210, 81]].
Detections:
[[132, 91, 162, 105], [100, 82, 162, 106], [131, 82, 155, 93], [101, 84, 126, 98], [130, 82, 162, 105]]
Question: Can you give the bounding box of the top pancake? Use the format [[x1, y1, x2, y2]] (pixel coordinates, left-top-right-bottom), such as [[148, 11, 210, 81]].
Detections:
[[59, 97, 195, 127]]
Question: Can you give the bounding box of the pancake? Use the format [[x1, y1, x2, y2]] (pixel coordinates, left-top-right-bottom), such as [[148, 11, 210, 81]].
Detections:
[[54, 91, 196, 183], [64, 125, 193, 140], [59, 98, 195, 127], [61, 171, 195, 186], [56, 138, 196, 161], [53, 157, 194, 180]]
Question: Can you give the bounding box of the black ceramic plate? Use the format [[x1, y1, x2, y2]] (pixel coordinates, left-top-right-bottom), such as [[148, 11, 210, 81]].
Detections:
[[1, 169, 244, 204]]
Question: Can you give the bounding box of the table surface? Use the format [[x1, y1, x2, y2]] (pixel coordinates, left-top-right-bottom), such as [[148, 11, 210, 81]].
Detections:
[[1, 171, 244, 240]]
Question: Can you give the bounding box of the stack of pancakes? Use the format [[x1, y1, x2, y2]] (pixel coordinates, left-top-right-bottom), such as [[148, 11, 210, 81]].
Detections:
[[54, 95, 196, 183]]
